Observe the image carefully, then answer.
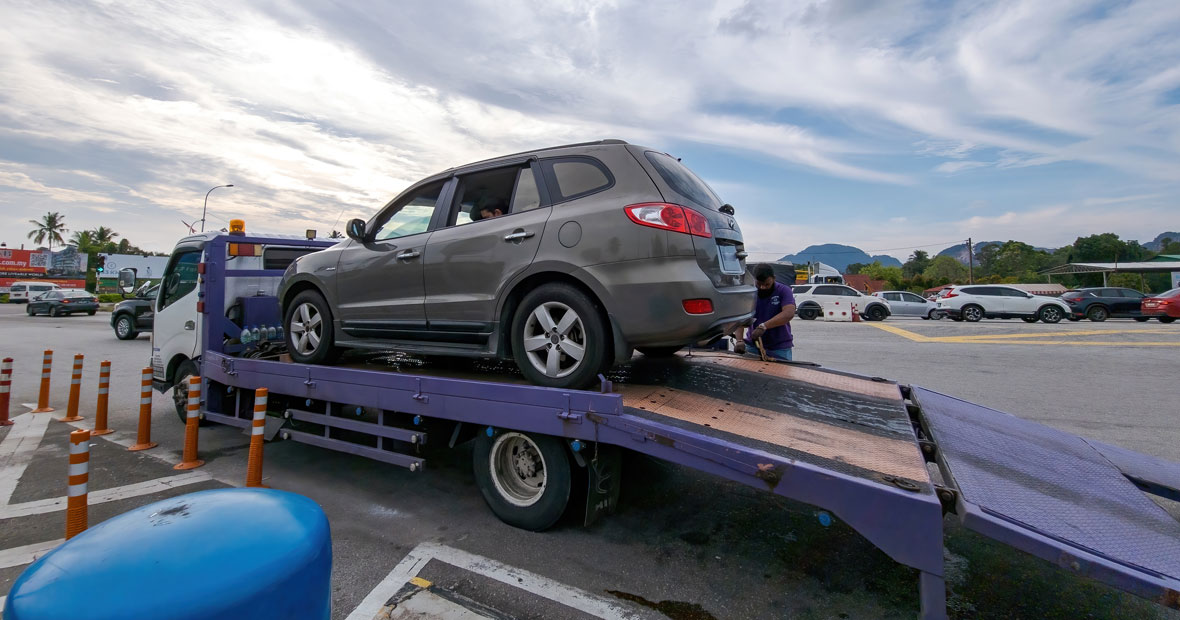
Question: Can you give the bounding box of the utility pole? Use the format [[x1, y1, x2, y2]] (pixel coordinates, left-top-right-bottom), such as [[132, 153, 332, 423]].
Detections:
[[967, 238, 974, 284]]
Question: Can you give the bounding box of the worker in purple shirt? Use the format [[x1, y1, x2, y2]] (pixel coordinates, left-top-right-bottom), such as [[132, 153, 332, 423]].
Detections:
[[734, 264, 796, 361]]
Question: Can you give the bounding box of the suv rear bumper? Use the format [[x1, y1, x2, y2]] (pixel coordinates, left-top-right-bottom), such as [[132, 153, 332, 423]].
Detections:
[[583, 257, 755, 347]]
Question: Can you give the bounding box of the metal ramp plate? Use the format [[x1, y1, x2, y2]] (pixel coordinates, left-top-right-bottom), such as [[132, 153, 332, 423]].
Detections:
[[913, 387, 1180, 607]]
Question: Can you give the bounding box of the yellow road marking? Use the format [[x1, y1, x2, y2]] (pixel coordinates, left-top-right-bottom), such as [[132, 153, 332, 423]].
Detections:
[[866, 323, 1180, 346], [410, 577, 433, 588]]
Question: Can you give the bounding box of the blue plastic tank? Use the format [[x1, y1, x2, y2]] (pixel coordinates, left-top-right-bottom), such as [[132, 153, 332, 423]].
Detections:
[[4, 488, 331, 619]]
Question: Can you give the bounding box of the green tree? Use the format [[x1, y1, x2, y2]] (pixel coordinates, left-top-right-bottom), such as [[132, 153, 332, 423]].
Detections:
[[902, 250, 932, 278], [844, 262, 867, 275], [1157, 237, 1180, 255], [860, 261, 904, 288], [923, 255, 968, 283], [979, 240, 1052, 281], [27, 211, 67, 251]]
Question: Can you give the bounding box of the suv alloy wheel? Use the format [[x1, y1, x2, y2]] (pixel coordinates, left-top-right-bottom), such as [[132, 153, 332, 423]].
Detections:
[[511, 283, 607, 389]]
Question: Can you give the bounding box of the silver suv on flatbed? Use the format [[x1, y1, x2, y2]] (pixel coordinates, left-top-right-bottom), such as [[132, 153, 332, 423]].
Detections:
[[279, 139, 755, 388]]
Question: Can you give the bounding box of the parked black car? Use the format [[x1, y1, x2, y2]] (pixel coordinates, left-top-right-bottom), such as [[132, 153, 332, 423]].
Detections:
[[1060, 287, 1150, 322], [26, 289, 98, 316], [111, 284, 159, 339]]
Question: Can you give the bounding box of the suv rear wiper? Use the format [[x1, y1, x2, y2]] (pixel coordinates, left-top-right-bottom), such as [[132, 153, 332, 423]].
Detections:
[[720, 204, 735, 215]]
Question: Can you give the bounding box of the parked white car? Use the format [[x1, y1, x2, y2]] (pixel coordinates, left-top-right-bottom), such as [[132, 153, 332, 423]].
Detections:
[[937, 285, 1070, 323], [873, 291, 943, 320], [792, 284, 891, 321]]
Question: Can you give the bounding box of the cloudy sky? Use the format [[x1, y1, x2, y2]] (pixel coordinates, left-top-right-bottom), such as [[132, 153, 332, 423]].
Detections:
[[2, 0, 1178, 260]]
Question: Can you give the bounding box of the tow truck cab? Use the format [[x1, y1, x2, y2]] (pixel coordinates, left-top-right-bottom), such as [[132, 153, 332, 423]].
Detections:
[[150, 224, 329, 416]]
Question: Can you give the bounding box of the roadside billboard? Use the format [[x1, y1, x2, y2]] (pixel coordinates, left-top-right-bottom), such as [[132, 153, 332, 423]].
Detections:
[[0, 248, 87, 292]]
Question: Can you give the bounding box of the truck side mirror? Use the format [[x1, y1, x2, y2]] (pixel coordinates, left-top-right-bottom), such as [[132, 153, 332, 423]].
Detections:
[[346, 218, 366, 241], [118, 268, 137, 295]]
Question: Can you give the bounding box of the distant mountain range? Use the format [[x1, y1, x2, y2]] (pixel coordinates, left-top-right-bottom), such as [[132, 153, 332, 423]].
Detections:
[[773, 231, 1178, 272], [1145, 232, 1180, 251], [776, 244, 902, 272]]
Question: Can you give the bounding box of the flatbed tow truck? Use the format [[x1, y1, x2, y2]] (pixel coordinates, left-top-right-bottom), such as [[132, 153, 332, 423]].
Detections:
[[156, 232, 1180, 619]]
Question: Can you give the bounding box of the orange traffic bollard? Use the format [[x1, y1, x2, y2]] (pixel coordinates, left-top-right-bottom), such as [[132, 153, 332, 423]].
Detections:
[[32, 350, 54, 413], [91, 361, 113, 436], [66, 429, 90, 539], [245, 387, 268, 487], [128, 367, 157, 452], [58, 354, 84, 422], [0, 358, 13, 426], [174, 375, 204, 470]]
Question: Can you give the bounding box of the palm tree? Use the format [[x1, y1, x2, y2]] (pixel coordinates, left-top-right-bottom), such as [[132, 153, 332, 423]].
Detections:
[[91, 226, 119, 246], [28, 212, 67, 252], [70, 230, 96, 253]]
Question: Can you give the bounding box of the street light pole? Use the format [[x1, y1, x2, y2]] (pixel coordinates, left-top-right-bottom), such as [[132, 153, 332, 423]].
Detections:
[[201, 184, 235, 232]]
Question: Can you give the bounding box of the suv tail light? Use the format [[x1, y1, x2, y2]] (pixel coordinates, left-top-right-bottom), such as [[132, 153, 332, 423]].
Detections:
[[943, 291, 958, 298], [1062, 295, 1083, 302], [624, 203, 712, 238], [682, 299, 713, 314]]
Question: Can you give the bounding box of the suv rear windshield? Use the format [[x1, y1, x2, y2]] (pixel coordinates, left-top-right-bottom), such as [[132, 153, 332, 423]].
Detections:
[[645, 152, 721, 211], [61, 290, 92, 298]]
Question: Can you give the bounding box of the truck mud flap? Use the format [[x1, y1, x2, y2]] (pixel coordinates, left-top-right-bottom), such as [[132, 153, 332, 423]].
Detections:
[[911, 387, 1180, 609]]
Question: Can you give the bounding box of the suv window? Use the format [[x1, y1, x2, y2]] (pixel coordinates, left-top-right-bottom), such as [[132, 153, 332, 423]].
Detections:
[[791, 285, 812, 294], [813, 285, 842, 295], [644, 151, 721, 210], [541, 157, 612, 202], [1119, 289, 1143, 298], [450, 165, 539, 226], [995, 287, 1025, 297], [159, 250, 200, 310], [372, 181, 445, 241]]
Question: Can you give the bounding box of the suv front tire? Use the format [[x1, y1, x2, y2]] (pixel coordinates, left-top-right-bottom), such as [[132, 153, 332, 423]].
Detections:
[[285, 289, 338, 365]]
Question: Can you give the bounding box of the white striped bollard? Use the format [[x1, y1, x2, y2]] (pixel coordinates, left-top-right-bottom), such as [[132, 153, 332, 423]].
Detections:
[[0, 357, 13, 426], [91, 361, 113, 436], [246, 387, 267, 487], [128, 367, 157, 451], [59, 354, 84, 422], [66, 429, 90, 539], [33, 349, 54, 412], [174, 375, 204, 470]]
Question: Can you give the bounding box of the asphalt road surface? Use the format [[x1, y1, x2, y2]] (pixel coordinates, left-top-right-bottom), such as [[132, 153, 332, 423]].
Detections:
[[1, 306, 1177, 619]]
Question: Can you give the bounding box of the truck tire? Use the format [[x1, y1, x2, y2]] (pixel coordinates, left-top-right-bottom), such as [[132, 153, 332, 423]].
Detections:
[[1038, 305, 1063, 324], [172, 359, 200, 424], [961, 304, 984, 322], [114, 314, 138, 340], [511, 283, 607, 389], [285, 289, 338, 365], [473, 430, 572, 531], [637, 346, 682, 357]]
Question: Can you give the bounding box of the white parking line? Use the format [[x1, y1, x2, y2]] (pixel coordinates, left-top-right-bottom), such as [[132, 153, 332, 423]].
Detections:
[[0, 471, 213, 519], [346, 542, 640, 620], [0, 538, 63, 569], [0, 413, 52, 505]]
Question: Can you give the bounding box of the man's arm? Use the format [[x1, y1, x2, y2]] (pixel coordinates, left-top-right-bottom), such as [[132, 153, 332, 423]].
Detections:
[[760, 304, 795, 329]]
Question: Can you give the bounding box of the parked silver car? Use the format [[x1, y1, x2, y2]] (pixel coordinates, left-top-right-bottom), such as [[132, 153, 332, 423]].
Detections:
[[279, 140, 755, 388], [873, 291, 943, 319]]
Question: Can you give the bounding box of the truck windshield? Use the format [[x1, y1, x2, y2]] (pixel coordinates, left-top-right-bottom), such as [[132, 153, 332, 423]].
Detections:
[[159, 250, 200, 310]]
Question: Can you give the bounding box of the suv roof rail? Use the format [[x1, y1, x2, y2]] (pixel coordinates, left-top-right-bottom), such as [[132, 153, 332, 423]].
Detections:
[[443, 139, 630, 172]]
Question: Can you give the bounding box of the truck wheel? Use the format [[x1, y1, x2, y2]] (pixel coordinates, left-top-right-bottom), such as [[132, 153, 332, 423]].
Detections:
[[285, 289, 338, 365], [798, 306, 819, 320], [962, 305, 984, 322], [172, 360, 199, 424], [115, 315, 138, 340], [1086, 306, 1109, 322], [865, 304, 887, 321], [473, 430, 572, 531], [512, 283, 607, 389], [637, 346, 682, 357], [1038, 305, 1063, 324]]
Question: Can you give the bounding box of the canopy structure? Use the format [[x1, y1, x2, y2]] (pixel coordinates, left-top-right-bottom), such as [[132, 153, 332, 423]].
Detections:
[[1040, 261, 1180, 286]]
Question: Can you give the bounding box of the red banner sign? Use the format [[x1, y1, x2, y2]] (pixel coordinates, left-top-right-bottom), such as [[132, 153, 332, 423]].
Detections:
[[0, 249, 49, 276]]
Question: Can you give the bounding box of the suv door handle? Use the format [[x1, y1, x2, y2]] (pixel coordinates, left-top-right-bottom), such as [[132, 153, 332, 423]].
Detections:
[[396, 249, 421, 260], [504, 230, 535, 242]]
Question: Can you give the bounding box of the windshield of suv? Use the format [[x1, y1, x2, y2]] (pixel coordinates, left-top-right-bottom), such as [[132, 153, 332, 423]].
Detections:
[[645, 152, 721, 211]]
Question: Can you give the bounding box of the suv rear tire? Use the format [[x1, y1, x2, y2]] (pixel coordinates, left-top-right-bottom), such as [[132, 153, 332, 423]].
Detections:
[[285, 289, 338, 365], [1038, 305, 1063, 324], [864, 304, 887, 321], [797, 306, 820, 321], [961, 304, 984, 322], [512, 284, 607, 389], [1086, 306, 1109, 322]]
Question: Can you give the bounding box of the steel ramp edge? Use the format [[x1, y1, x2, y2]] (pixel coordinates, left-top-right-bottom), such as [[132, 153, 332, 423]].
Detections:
[[911, 386, 1180, 609]]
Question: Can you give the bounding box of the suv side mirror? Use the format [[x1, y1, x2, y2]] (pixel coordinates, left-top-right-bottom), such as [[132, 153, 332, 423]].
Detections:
[[346, 218, 366, 241]]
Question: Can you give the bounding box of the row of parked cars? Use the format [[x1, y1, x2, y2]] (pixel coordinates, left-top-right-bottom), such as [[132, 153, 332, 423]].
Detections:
[[932, 285, 1179, 323]]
